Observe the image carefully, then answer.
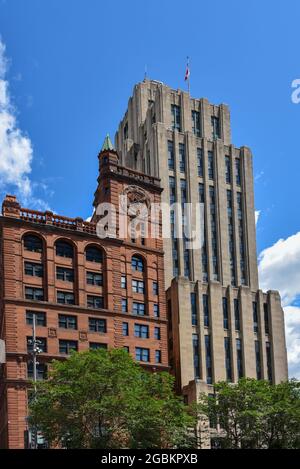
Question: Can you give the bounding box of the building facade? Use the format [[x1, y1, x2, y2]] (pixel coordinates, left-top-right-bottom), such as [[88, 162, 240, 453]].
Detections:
[[115, 80, 288, 396], [0, 143, 168, 449]]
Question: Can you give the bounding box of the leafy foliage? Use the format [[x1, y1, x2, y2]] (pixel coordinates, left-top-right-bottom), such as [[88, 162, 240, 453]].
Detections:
[[198, 378, 300, 449], [29, 349, 195, 449]]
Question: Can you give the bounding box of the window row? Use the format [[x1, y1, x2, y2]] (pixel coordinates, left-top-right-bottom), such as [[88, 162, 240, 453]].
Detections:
[[171, 104, 221, 140], [25, 287, 104, 308], [121, 322, 161, 340], [121, 299, 160, 317], [26, 311, 107, 332]]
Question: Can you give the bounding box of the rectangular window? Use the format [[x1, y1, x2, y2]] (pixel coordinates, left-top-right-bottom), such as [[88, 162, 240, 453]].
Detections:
[[152, 282, 158, 296], [253, 301, 259, 333], [135, 347, 150, 362], [223, 297, 229, 330], [171, 104, 181, 131], [58, 314, 77, 330], [192, 110, 201, 137], [193, 333, 200, 378], [198, 183, 205, 203], [211, 116, 220, 140], [155, 350, 161, 364], [89, 318, 106, 333], [134, 324, 149, 338], [266, 342, 273, 382], [154, 327, 161, 340], [225, 156, 231, 184], [121, 298, 128, 313], [224, 337, 232, 382], [87, 295, 104, 309], [197, 148, 203, 177], [121, 275, 126, 289], [59, 340, 78, 354], [25, 287, 44, 302], [235, 158, 241, 186], [122, 322, 129, 336], [27, 362, 47, 380], [205, 335, 213, 384], [179, 143, 186, 173], [26, 311, 46, 327], [133, 302, 146, 316], [236, 339, 243, 379], [191, 292, 197, 326], [208, 151, 214, 180], [234, 298, 240, 331], [132, 279, 145, 294], [27, 337, 47, 353], [89, 342, 107, 350], [168, 140, 174, 170], [86, 271, 103, 286], [153, 303, 159, 317], [255, 341, 262, 380], [24, 262, 43, 278], [57, 291, 75, 305], [57, 267, 74, 282], [203, 294, 210, 328], [264, 303, 270, 334]]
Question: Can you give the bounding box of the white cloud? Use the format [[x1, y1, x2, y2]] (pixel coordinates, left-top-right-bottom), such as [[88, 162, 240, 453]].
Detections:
[[255, 210, 261, 226], [0, 38, 50, 210], [258, 231, 300, 378]]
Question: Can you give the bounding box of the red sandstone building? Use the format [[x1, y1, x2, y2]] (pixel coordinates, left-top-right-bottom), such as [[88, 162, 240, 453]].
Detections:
[[0, 140, 168, 448]]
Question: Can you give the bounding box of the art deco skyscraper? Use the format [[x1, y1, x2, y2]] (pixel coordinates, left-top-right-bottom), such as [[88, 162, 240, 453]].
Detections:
[[115, 80, 288, 396]]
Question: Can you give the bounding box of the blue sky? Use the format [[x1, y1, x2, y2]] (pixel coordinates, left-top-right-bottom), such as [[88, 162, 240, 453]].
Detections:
[[1, 0, 300, 376]]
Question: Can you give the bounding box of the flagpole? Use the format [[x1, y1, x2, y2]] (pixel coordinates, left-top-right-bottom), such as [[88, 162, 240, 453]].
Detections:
[[186, 56, 190, 95]]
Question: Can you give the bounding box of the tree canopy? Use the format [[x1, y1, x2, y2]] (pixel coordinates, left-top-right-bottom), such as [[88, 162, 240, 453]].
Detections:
[[29, 349, 195, 449], [198, 378, 300, 449]]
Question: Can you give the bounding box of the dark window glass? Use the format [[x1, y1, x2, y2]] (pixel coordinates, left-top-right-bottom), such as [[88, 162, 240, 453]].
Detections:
[[234, 298, 240, 331], [134, 324, 149, 338], [57, 267, 74, 282], [87, 295, 104, 309], [27, 362, 47, 380], [86, 246, 103, 263], [205, 335, 212, 384], [121, 298, 128, 313], [224, 337, 232, 382], [122, 322, 129, 336], [253, 301, 259, 333], [235, 158, 241, 186], [25, 262, 43, 278], [26, 311, 46, 327], [191, 292, 197, 326], [208, 151, 214, 180], [168, 140, 174, 170], [89, 318, 106, 333], [264, 303, 270, 334], [171, 104, 181, 131], [59, 340, 78, 354], [24, 235, 43, 253], [58, 314, 77, 330], [132, 279, 145, 294], [121, 276, 126, 289], [266, 342, 273, 382], [89, 342, 107, 350], [131, 256, 144, 272], [135, 347, 150, 362], [179, 143, 186, 172], [255, 341, 262, 380], [154, 327, 161, 340], [86, 271, 103, 286], [236, 339, 243, 379], [155, 350, 161, 364], [153, 304, 159, 317], [169, 176, 176, 204], [197, 148, 203, 177], [211, 116, 220, 140], [25, 287, 44, 302], [223, 297, 229, 330], [27, 337, 47, 353], [192, 333, 200, 378], [133, 302, 146, 316], [152, 282, 158, 296], [203, 294, 210, 327], [192, 110, 201, 137], [56, 241, 73, 258], [57, 291, 75, 305], [225, 156, 231, 184]]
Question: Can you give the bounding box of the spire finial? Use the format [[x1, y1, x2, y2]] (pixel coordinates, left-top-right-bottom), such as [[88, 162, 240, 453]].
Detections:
[[101, 134, 114, 151]]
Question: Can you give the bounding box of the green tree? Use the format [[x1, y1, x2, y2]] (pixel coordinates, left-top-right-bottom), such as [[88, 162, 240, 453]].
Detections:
[[29, 349, 195, 449], [198, 378, 300, 449]]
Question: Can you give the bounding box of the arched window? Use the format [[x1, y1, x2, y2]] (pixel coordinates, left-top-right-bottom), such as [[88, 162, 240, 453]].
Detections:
[[86, 246, 103, 263], [132, 255, 144, 272], [23, 234, 43, 253], [55, 240, 74, 259]]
